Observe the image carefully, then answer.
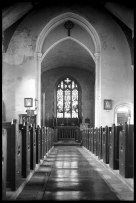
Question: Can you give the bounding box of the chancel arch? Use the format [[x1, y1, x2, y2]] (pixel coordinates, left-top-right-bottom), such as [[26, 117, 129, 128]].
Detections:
[[36, 12, 101, 127]]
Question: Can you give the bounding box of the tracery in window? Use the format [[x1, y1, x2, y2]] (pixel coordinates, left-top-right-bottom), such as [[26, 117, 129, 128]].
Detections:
[[57, 77, 79, 118]]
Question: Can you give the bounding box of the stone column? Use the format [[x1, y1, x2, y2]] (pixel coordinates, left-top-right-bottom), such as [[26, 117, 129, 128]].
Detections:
[[130, 65, 134, 124], [94, 52, 101, 128], [35, 52, 42, 127]]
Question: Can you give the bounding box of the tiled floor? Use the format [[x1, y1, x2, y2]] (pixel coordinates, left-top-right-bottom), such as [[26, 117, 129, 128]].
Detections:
[[16, 146, 134, 201]]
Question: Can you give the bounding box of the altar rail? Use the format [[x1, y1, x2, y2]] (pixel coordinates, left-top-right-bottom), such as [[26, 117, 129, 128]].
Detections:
[[56, 126, 80, 141]]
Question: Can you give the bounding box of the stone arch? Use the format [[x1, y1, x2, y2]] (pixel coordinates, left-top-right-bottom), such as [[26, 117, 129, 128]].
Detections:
[[41, 37, 95, 62], [114, 102, 134, 125], [36, 12, 101, 54], [35, 12, 101, 127]]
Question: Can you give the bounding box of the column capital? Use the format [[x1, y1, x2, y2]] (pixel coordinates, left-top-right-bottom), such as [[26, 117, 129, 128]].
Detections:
[[94, 52, 100, 58], [34, 52, 42, 58]]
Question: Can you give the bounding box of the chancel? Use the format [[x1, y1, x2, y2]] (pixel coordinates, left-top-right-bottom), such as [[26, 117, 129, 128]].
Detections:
[[2, 0, 134, 201]]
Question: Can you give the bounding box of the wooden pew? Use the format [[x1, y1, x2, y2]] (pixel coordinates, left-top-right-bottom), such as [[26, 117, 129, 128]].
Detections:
[[44, 127, 47, 154], [119, 123, 134, 178], [86, 128, 89, 150], [94, 127, 99, 156], [42, 127, 46, 158], [51, 128, 53, 149], [88, 128, 91, 151], [2, 128, 7, 200], [109, 124, 122, 169], [30, 124, 36, 170], [102, 126, 111, 164], [19, 123, 30, 178], [36, 126, 41, 164], [90, 127, 94, 153], [46, 127, 49, 153], [82, 129, 86, 147], [3, 120, 22, 191], [51, 128, 55, 147], [48, 128, 51, 150], [54, 127, 58, 142], [40, 127, 44, 160], [98, 126, 103, 159]]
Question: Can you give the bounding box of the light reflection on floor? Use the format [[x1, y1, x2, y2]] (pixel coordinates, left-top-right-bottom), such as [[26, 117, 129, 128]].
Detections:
[[42, 146, 119, 200], [16, 146, 133, 201]]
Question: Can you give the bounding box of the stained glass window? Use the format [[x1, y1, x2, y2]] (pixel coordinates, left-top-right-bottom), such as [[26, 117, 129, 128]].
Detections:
[[57, 77, 79, 118]]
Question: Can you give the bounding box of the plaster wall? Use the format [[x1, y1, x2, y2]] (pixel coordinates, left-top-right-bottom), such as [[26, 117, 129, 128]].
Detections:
[[3, 4, 133, 125], [100, 26, 133, 126], [2, 57, 36, 121], [41, 67, 95, 126]]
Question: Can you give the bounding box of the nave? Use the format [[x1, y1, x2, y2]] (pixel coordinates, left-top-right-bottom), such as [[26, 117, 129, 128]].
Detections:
[[2, 2, 134, 200], [15, 146, 133, 201]]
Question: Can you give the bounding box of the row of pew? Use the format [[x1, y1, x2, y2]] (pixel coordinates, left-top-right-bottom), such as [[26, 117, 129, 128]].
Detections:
[[2, 120, 54, 200], [2, 120, 134, 200], [81, 123, 134, 179]]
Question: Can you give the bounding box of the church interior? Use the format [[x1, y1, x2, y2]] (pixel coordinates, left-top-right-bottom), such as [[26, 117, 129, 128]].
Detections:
[[2, 0, 134, 201]]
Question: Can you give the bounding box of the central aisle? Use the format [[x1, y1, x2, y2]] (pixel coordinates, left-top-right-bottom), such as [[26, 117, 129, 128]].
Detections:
[[42, 146, 119, 200]]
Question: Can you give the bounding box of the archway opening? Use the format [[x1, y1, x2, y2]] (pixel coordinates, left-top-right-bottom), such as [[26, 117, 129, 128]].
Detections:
[[41, 38, 95, 128], [116, 106, 131, 125], [36, 12, 101, 127]]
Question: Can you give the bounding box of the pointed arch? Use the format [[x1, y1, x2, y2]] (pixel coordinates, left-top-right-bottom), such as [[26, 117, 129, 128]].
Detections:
[[41, 37, 95, 62], [36, 12, 101, 54], [35, 12, 101, 127], [55, 75, 81, 119]]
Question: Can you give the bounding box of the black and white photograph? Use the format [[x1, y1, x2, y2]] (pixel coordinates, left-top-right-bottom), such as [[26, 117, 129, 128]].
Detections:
[[2, 0, 134, 201]]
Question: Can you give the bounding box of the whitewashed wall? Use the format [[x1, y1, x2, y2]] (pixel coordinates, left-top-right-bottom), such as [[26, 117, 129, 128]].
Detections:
[[3, 5, 133, 125]]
